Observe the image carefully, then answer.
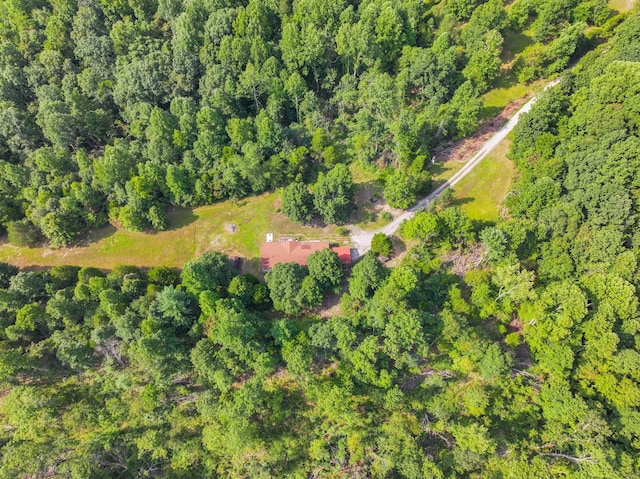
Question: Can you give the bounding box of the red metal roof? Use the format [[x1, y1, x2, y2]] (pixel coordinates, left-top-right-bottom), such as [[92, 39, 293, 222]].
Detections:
[[331, 246, 352, 265], [260, 241, 351, 270]]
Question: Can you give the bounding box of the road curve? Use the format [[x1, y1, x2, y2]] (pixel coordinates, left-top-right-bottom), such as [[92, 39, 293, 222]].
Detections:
[[350, 78, 562, 258]]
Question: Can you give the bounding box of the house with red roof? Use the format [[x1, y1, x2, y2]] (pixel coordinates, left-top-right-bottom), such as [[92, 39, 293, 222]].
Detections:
[[260, 240, 352, 271]]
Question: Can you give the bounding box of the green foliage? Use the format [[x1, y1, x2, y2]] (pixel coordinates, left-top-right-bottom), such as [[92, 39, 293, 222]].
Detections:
[[371, 233, 393, 257], [349, 251, 388, 300], [402, 211, 441, 242], [281, 181, 314, 224], [0, 0, 588, 246], [0, 3, 634, 479], [383, 168, 420, 209], [313, 164, 355, 225], [6, 221, 40, 247], [307, 248, 344, 294], [480, 227, 508, 262], [147, 266, 180, 286], [227, 275, 256, 306], [181, 251, 233, 295], [265, 262, 308, 315], [0, 262, 18, 289]]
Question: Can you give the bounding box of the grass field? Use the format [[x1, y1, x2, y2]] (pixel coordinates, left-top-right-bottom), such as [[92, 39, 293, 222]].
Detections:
[[431, 158, 467, 187], [449, 139, 515, 222], [0, 166, 390, 269], [480, 27, 546, 119], [482, 75, 537, 119], [0, 192, 350, 269]]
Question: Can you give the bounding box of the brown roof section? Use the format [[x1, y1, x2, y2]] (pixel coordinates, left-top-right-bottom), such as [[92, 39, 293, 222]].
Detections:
[[260, 241, 351, 270]]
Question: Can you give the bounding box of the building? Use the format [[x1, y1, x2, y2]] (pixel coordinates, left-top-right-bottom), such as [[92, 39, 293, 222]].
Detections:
[[260, 240, 352, 271]]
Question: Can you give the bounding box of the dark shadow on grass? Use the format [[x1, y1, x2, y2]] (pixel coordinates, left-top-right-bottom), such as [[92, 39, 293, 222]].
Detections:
[[166, 206, 198, 230], [501, 28, 534, 63], [390, 235, 407, 257], [479, 71, 523, 120], [349, 179, 385, 224], [492, 70, 519, 90], [428, 160, 450, 180], [74, 224, 118, 247], [450, 197, 473, 207], [471, 218, 496, 232], [480, 105, 503, 120]]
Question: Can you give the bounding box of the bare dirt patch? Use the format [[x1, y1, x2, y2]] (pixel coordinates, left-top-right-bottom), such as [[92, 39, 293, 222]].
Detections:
[[432, 94, 532, 164]]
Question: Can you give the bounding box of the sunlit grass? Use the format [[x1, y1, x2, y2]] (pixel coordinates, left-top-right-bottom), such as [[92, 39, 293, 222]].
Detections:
[[450, 139, 515, 222], [0, 191, 348, 269], [609, 0, 635, 13], [0, 165, 384, 269]]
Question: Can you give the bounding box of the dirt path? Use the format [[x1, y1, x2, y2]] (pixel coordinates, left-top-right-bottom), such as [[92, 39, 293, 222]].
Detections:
[[350, 78, 561, 257]]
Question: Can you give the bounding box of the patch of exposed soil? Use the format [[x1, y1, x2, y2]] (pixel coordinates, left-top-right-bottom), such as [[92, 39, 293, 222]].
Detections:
[[508, 318, 524, 334], [432, 94, 532, 164]]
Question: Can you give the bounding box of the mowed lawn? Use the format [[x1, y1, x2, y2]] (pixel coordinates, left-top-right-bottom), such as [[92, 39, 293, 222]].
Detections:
[[450, 139, 515, 222], [0, 192, 348, 269]]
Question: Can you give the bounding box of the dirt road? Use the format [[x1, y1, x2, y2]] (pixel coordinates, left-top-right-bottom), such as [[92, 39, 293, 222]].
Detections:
[[350, 78, 561, 257]]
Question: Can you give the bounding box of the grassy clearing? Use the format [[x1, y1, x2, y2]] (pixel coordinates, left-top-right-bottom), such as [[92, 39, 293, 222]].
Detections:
[[0, 164, 384, 270], [349, 162, 396, 231], [501, 28, 534, 64], [482, 75, 533, 118], [0, 146, 516, 269], [431, 158, 467, 187], [450, 139, 514, 222], [609, 0, 635, 13], [480, 27, 546, 119], [0, 192, 349, 269]]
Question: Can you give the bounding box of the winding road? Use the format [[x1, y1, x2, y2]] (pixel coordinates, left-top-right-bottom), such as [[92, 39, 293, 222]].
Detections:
[[350, 78, 561, 258]]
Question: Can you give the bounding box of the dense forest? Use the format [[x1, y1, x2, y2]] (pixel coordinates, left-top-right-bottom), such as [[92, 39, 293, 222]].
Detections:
[[1, 0, 640, 478], [0, 0, 607, 245]]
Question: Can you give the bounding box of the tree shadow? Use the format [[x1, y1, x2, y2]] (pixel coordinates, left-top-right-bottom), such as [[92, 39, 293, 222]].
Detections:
[[165, 206, 198, 231], [471, 218, 496, 232], [480, 105, 503, 120], [501, 28, 534, 63], [349, 179, 386, 224], [428, 159, 450, 179], [492, 70, 520, 91], [72, 224, 118, 247], [450, 196, 473, 207], [390, 235, 407, 257], [241, 257, 264, 279]]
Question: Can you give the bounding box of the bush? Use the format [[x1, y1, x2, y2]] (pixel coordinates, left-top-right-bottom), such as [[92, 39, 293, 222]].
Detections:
[[77, 267, 104, 284], [49, 265, 80, 291], [371, 233, 393, 257], [7, 221, 40, 247], [505, 332, 521, 349], [181, 251, 233, 294], [147, 266, 180, 286], [0, 262, 19, 288]]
